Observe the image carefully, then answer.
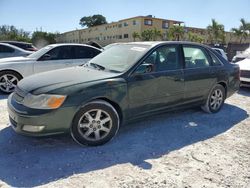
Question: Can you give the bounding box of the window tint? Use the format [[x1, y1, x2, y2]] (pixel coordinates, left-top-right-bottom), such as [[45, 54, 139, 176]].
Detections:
[[73, 46, 100, 59], [210, 51, 223, 66], [141, 45, 180, 72], [183, 47, 209, 68], [214, 49, 222, 55], [41, 46, 72, 60], [0, 45, 14, 53]]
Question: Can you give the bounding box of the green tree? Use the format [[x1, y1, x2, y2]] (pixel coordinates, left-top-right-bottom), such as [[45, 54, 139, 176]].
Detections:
[[152, 28, 162, 41], [188, 32, 204, 43], [31, 31, 58, 48], [141, 30, 154, 41], [132, 32, 140, 42], [231, 18, 250, 43], [0, 25, 31, 42], [167, 25, 184, 41], [207, 19, 225, 44], [79, 15, 108, 28]]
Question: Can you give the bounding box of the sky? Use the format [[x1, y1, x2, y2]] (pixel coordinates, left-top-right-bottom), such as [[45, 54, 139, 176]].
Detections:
[[0, 0, 249, 34]]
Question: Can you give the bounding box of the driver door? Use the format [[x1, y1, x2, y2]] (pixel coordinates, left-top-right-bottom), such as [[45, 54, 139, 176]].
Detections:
[[127, 44, 184, 118]]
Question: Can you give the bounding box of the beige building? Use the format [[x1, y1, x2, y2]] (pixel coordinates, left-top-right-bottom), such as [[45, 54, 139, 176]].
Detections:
[[56, 15, 183, 46], [56, 15, 250, 46]]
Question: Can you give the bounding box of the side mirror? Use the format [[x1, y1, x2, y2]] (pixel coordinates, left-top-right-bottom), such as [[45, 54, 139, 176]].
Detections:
[[40, 53, 51, 61], [135, 63, 154, 74]]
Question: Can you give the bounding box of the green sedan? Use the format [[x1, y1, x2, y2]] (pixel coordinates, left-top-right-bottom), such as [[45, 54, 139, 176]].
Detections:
[[7, 42, 240, 146]]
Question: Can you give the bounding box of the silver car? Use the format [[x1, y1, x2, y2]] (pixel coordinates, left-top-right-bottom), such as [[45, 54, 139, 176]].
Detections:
[[0, 43, 32, 58], [0, 43, 102, 93]]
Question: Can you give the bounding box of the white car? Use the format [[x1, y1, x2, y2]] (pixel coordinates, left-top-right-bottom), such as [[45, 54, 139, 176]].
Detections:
[[0, 43, 102, 93], [212, 48, 228, 60], [236, 58, 250, 87], [0, 43, 32, 58], [232, 47, 250, 63]]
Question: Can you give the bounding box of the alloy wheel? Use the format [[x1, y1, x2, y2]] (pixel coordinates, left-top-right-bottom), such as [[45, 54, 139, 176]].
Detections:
[[77, 109, 112, 141], [210, 89, 223, 111], [0, 74, 19, 93]]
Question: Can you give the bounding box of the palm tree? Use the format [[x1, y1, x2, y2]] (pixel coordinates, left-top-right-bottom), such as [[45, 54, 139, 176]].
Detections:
[[231, 28, 243, 43], [152, 28, 162, 41], [207, 19, 225, 44], [239, 18, 250, 42], [188, 32, 204, 43], [141, 30, 154, 41], [167, 25, 184, 41], [132, 32, 140, 42]]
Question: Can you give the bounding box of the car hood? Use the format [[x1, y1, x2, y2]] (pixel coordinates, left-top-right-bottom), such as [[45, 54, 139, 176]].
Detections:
[[236, 58, 250, 70], [0, 56, 34, 63], [18, 66, 120, 94]]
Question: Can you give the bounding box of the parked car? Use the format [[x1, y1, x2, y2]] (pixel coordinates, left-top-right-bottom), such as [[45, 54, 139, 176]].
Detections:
[[0, 43, 102, 93], [0, 43, 32, 59], [212, 48, 228, 60], [232, 47, 250, 63], [236, 57, 250, 87], [8, 42, 240, 146], [1, 41, 38, 51]]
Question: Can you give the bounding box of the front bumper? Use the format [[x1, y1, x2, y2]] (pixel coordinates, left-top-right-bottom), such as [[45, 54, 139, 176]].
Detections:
[[7, 93, 77, 137]]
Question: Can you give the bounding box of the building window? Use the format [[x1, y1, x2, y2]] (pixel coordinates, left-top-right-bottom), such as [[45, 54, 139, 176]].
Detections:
[[118, 35, 122, 39], [118, 24, 122, 28], [144, 19, 152, 26], [162, 21, 169, 29], [124, 34, 129, 38], [133, 20, 137, 25], [124, 22, 128, 27]]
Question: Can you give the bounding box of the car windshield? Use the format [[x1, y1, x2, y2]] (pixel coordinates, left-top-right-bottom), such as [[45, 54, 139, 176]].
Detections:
[[88, 44, 150, 72], [27, 45, 54, 59]]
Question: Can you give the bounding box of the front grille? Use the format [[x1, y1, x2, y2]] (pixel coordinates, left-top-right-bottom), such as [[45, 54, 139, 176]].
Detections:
[[241, 70, 250, 78], [13, 86, 27, 103]]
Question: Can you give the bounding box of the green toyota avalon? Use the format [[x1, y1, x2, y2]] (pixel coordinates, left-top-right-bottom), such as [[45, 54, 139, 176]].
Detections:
[[8, 42, 240, 146]]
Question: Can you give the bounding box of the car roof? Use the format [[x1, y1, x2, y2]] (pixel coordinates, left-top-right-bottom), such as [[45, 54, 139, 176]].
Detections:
[[0, 41, 33, 45], [0, 42, 27, 51], [47, 43, 102, 51], [116, 41, 211, 49]]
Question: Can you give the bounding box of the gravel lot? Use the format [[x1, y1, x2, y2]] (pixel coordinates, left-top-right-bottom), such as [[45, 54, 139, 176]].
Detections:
[[0, 88, 249, 188]]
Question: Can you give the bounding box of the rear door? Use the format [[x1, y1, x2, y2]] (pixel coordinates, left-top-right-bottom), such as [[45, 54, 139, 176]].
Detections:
[[71, 46, 101, 66], [182, 45, 215, 102], [127, 44, 184, 117], [0, 44, 15, 58], [34, 46, 74, 73]]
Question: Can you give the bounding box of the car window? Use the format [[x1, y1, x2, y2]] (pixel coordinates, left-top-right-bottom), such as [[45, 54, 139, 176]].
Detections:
[[0, 45, 15, 53], [140, 45, 180, 72], [210, 51, 223, 66], [73, 46, 100, 59], [40, 46, 73, 60], [214, 49, 222, 55], [183, 46, 210, 68]]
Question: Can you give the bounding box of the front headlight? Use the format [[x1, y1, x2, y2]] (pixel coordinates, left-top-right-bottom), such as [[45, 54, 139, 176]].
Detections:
[[23, 93, 66, 109]]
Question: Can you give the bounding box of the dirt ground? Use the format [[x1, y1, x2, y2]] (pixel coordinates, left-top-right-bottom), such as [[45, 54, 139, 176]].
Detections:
[[0, 88, 249, 188]]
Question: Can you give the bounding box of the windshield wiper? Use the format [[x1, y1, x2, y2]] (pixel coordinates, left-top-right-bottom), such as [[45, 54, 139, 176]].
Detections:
[[89, 62, 105, 70]]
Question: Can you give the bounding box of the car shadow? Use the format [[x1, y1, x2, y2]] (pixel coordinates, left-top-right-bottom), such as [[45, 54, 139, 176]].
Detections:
[[238, 87, 250, 97], [0, 103, 248, 187]]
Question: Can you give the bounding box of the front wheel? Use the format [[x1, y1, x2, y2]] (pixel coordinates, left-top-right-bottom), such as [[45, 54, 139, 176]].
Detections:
[[71, 100, 120, 146], [201, 84, 225, 113], [0, 71, 22, 94]]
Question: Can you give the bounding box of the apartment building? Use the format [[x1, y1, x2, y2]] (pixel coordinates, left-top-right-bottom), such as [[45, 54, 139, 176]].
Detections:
[[56, 15, 183, 46], [56, 15, 250, 46]]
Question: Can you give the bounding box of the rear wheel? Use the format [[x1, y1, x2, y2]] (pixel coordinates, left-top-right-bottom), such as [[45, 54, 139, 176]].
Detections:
[[0, 71, 22, 94], [202, 84, 225, 113], [71, 100, 120, 146]]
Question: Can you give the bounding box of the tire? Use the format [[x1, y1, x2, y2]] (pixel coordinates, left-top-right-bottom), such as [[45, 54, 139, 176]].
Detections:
[[0, 71, 22, 94], [71, 100, 120, 146], [201, 84, 226, 113]]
